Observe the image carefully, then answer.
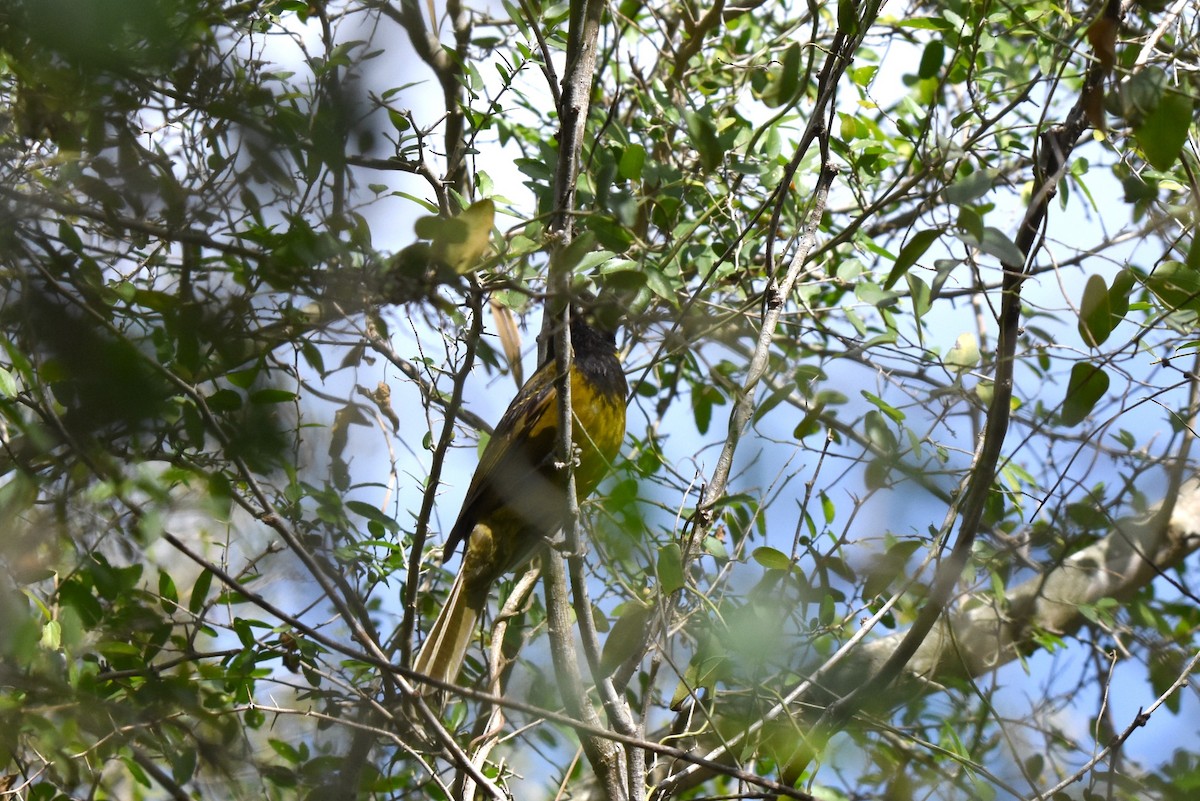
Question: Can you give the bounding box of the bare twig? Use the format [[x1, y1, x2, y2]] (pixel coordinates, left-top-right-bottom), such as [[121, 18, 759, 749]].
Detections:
[[1034, 649, 1200, 799]]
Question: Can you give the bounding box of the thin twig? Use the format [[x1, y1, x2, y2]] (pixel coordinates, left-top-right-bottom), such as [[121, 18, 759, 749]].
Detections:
[[1035, 649, 1200, 799]]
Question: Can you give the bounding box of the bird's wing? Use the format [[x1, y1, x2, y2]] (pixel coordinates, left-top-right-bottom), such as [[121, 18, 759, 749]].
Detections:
[[443, 362, 562, 558]]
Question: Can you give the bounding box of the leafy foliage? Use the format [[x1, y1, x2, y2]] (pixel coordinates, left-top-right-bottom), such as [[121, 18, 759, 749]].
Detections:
[[2, 1, 1200, 799]]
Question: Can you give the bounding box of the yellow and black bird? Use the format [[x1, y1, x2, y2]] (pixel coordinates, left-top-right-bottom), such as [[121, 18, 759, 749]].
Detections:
[[414, 310, 627, 690]]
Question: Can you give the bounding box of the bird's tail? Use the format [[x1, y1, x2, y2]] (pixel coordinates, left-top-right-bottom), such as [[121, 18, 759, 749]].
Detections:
[[413, 569, 479, 692]]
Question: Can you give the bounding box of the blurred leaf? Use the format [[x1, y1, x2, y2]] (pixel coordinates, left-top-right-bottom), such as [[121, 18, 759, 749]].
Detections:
[[346, 500, 399, 533], [1086, 6, 1118, 71], [1061, 363, 1110, 426], [977, 227, 1025, 267], [862, 391, 905, 423], [40, 620, 61, 650], [599, 603, 652, 675], [752, 546, 792, 570], [1135, 90, 1193, 170], [1108, 269, 1134, 319], [618, 143, 646, 180], [207, 388, 243, 411], [917, 40, 944, 80], [762, 41, 801, 108], [489, 299, 523, 387], [685, 110, 723, 171], [250, 388, 297, 404], [330, 403, 370, 460], [158, 571, 178, 610], [1147, 261, 1200, 313], [945, 332, 980, 373], [1113, 66, 1168, 125], [944, 170, 995, 205], [434, 198, 495, 274], [657, 542, 685, 593], [1078, 273, 1112, 347], [189, 569, 213, 617]]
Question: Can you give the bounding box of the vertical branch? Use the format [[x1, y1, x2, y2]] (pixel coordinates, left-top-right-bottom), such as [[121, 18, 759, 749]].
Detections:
[[543, 550, 628, 801], [383, 0, 471, 199], [539, 1, 629, 797], [445, 0, 472, 193], [549, 0, 606, 240]]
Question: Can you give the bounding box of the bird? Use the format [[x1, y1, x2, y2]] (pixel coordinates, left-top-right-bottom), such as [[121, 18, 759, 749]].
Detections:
[[413, 308, 628, 691]]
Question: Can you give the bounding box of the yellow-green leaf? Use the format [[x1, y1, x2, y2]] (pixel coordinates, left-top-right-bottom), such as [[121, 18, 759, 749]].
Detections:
[[945, 332, 980, 373], [435, 198, 495, 274]]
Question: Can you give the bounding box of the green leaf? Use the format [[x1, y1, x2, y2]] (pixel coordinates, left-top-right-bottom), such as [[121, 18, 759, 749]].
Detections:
[[618, 143, 646, 180], [269, 738, 304, 764], [837, 0, 859, 34], [172, 749, 198, 786], [1147, 261, 1200, 313], [897, 16, 953, 31], [1078, 273, 1112, 347], [819, 593, 837, 626], [763, 41, 802, 108], [550, 231, 598, 277], [793, 407, 823, 440], [434, 198, 495, 274], [684, 110, 723, 171], [227, 367, 259, 389], [159, 571, 178, 610], [670, 646, 728, 711], [855, 280, 901, 307], [346, 500, 400, 533], [945, 332, 980, 373], [1134, 90, 1193, 170], [944, 170, 995, 205], [657, 543, 685, 593], [642, 263, 675, 302], [907, 273, 931, 323], [40, 620, 61, 650], [388, 109, 409, 132], [885, 228, 942, 288], [599, 603, 652, 675], [752, 546, 792, 570], [207, 388, 243, 411], [0, 365, 16, 398], [917, 40, 944, 80], [863, 410, 897, 451], [1061, 362, 1110, 426], [189, 569, 214, 616], [977, 227, 1025, 267], [862, 391, 905, 423], [59, 580, 102, 627], [1114, 65, 1167, 123], [1108, 268, 1134, 320]]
